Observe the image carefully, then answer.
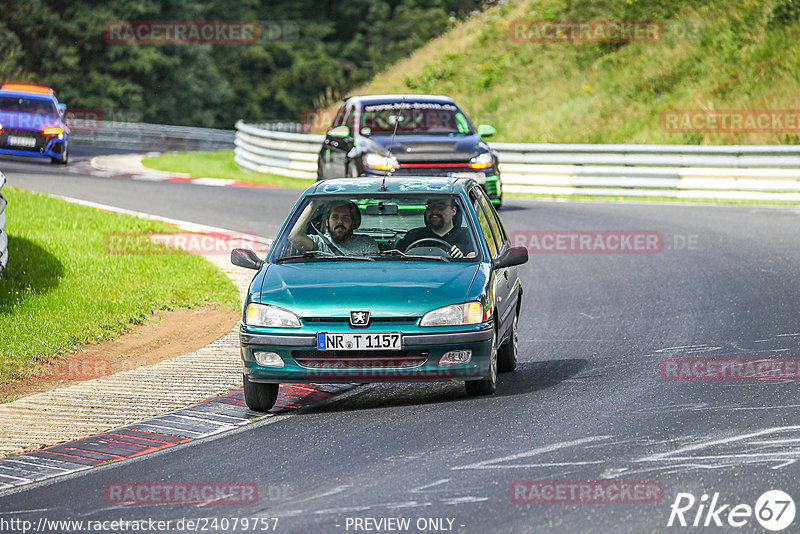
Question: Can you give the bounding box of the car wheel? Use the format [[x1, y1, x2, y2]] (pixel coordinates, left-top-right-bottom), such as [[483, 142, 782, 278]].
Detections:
[[497, 313, 518, 372], [465, 329, 497, 396], [242, 374, 279, 412], [51, 147, 68, 165]]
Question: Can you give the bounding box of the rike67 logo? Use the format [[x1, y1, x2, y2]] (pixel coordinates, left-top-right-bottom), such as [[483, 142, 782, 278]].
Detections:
[[668, 490, 795, 531]]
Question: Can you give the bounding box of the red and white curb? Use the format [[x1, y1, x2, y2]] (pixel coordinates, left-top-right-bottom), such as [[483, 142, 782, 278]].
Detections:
[[0, 384, 357, 492], [84, 153, 277, 188]]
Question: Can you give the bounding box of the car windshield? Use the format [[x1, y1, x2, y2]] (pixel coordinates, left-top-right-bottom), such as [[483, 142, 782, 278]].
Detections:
[[359, 102, 472, 136], [0, 96, 58, 115], [270, 194, 482, 263]]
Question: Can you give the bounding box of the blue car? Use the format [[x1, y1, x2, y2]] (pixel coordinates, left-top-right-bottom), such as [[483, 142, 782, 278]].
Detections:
[[232, 176, 528, 411], [0, 84, 70, 165]]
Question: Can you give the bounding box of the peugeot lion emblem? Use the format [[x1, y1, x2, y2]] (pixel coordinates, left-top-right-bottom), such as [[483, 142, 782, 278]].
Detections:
[[350, 311, 370, 327]]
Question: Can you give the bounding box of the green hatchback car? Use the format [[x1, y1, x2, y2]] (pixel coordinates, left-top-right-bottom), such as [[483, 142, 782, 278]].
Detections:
[[232, 177, 527, 411]]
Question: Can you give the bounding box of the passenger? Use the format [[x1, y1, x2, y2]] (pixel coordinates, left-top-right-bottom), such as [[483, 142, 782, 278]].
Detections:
[[397, 198, 475, 258]]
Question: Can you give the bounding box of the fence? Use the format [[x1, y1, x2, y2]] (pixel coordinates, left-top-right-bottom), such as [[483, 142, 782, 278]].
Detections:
[[233, 121, 800, 200], [0, 171, 7, 275], [70, 121, 235, 151]]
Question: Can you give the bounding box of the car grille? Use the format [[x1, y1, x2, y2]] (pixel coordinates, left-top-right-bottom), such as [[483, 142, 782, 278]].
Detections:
[[0, 129, 47, 152], [293, 350, 428, 369], [302, 316, 417, 324]]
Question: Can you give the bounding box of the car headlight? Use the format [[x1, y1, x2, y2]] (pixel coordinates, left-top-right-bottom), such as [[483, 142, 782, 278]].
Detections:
[[246, 303, 301, 328], [363, 153, 398, 171], [420, 302, 484, 327], [469, 153, 493, 170]]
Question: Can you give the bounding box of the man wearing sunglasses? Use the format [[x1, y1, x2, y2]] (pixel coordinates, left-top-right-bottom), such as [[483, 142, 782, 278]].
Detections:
[[397, 198, 476, 258]]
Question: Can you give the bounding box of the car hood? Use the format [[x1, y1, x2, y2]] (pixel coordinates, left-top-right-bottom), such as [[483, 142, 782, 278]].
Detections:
[[256, 261, 481, 317], [0, 111, 65, 132], [360, 134, 485, 161]]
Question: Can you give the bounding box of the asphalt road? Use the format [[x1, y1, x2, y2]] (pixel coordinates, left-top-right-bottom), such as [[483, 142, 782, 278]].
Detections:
[[2, 149, 800, 533]]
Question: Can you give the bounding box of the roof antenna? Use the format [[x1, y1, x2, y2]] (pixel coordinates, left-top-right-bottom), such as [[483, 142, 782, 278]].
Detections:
[[381, 97, 403, 192]]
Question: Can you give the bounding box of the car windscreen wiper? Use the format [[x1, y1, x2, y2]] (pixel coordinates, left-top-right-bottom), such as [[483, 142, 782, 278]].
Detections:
[[274, 250, 375, 263], [368, 249, 450, 262]]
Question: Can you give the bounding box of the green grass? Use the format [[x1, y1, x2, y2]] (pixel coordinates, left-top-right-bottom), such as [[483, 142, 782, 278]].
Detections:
[[142, 150, 315, 189], [353, 0, 800, 145], [0, 187, 240, 384]]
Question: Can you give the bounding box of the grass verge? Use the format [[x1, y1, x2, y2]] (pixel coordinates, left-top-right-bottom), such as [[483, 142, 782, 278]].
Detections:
[[142, 150, 315, 189], [0, 187, 240, 384]]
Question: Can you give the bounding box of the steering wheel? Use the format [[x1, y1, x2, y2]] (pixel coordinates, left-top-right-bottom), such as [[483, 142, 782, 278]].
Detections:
[[405, 237, 452, 254]]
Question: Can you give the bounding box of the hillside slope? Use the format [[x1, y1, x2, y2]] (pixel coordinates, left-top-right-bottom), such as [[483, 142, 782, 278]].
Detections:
[[351, 0, 800, 144]]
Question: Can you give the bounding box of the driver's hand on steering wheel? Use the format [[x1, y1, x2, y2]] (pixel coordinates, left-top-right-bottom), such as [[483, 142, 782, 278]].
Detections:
[[450, 245, 464, 258]]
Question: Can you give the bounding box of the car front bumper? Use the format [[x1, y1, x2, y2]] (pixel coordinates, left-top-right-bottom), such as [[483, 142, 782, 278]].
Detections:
[[0, 135, 68, 160], [240, 324, 495, 384]]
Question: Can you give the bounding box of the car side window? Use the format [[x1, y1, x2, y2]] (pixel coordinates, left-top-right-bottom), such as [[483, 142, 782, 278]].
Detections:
[[344, 105, 355, 135], [331, 104, 347, 128], [470, 189, 499, 257], [478, 188, 508, 249]]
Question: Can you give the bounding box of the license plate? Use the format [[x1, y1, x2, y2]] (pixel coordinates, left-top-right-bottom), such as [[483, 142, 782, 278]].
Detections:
[[317, 332, 401, 351], [448, 171, 486, 183], [7, 135, 36, 148]]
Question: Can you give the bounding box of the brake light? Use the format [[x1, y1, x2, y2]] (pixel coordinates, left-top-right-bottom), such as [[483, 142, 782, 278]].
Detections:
[[42, 127, 64, 135], [1, 83, 54, 95]]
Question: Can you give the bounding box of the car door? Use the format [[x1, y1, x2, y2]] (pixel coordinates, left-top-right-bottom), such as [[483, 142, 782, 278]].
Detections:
[[320, 103, 347, 178], [469, 186, 512, 340], [481, 188, 520, 340], [322, 103, 355, 178]]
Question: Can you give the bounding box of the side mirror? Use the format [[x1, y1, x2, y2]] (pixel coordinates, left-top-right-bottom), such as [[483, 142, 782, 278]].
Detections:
[[477, 124, 496, 138], [493, 246, 528, 269], [231, 248, 263, 270], [328, 125, 350, 138]]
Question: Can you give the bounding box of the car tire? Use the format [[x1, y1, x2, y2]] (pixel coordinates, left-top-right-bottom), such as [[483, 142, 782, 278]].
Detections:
[[242, 374, 279, 412], [51, 147, 68, 165], [497, 314, 518, 372], [465, 329, 497, 396]]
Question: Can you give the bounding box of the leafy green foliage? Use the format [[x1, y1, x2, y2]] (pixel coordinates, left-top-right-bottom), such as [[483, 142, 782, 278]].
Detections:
[[0, 0, 491, 127]]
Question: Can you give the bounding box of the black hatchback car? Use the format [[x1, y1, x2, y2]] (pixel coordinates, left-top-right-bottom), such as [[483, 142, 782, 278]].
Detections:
[[317, 95, 503, 207]]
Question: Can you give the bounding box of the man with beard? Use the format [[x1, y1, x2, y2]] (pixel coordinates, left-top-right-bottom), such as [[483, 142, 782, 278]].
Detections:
[[288, 199, 379, 255], [397, 197, 476, 258]]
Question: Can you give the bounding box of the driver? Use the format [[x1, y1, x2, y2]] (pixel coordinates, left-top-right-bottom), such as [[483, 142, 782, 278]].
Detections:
[[397, 197, 476, 258], [288, 199, 379, 255]]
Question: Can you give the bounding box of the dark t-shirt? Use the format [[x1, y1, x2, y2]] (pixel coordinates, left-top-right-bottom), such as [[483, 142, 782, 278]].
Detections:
[[397, 225, 475, 256]]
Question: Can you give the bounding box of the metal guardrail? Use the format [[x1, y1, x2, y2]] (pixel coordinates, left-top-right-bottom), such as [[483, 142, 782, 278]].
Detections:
[[233, 122, 800, 200], [0, 171, 7, 275], [71, 121, 236, 151]]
